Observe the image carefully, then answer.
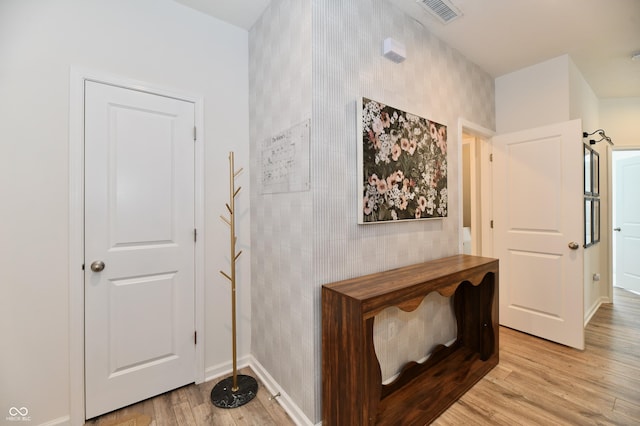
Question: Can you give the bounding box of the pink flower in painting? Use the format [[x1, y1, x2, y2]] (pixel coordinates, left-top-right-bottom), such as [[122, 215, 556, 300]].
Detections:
[[368, 130, 381, 149], [437, 126, 447, 155], [418, 196, 427, 211], [399, 195, 408, 210], [386, 175, 395, 189], [402, 178, 410, 193], [381, 112, 391, 128], [429, 122, 438, 141], [363, 196, 372, 215], [400, 138, 410, 152], [386, 171, 402, 187], [368, 173, 379, 186], [408, 139, 417, 155], [376, 179, 388, 194], [391, 144, 401, 161]]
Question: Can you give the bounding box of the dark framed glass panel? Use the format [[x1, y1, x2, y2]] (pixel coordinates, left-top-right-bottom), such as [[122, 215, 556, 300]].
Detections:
[[584, 197, 593, 248], [591, 150, 600, 196], [584, 144, 593, 195], [593, 198, 600, 244]]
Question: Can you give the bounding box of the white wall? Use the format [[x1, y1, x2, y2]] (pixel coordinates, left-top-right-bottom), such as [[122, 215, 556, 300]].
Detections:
[[600, 98, 640, 147], [569, 60, 599, 126], [495, 55, 570, 134], [494, 54, 608, 323], [567, 58, 609, 320], [0, 1, 250, 424], [570, 66, 611, 320]]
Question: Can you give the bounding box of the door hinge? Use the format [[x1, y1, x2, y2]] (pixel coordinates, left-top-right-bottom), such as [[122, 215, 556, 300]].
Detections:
[[194, 331, 197, 345], [82, 263, 85, 271], [489, 153, 493, 162], [490, 220, 494, 229], [194, 228, 197, 242], [193, 126, 197, 141]]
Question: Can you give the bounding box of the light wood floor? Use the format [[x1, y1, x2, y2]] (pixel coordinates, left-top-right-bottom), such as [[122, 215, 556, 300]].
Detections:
[[434, 287, 640, 425], [84, 367, 294, 426], [87, 287, 640, 425]]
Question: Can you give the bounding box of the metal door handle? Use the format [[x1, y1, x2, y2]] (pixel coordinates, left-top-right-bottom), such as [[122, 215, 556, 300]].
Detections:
[[568, 242, 580, 250], [90, 260, 105, 272], [613, 227, 621, 232]]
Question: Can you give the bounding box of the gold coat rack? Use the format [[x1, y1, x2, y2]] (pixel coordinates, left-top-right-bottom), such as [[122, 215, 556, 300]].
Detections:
[[210, 151, 258, 409]]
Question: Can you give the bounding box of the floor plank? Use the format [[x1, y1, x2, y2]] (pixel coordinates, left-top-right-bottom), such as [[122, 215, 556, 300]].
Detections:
[[86, 367, 293, 426], [87, 287, 640, 425], [434, 287, 640, 426]]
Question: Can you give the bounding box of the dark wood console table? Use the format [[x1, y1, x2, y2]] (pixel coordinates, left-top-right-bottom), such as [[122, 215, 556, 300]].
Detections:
[[322, 254, 499, 425]]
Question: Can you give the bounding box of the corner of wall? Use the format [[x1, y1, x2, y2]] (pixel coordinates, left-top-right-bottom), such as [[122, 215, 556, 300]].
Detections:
[[495, 55, 571, 133]]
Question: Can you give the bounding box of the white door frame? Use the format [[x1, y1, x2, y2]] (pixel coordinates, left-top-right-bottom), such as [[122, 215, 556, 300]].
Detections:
[[609, 145, 640, 299], [457, 119, 495, 255], [69, 67, 205, 424]]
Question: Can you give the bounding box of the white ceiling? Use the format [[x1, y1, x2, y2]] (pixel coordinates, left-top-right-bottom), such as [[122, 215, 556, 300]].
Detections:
[[176, 0, 640, 98]]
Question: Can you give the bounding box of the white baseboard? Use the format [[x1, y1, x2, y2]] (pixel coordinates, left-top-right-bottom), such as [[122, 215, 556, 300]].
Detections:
[[204, 355, 252, 382], [204, 356, 315, 425], [38, 415, 71, 426], [584, 296, 610, 326], [247, 357, 315, 426], [50, 359, 318, 426]]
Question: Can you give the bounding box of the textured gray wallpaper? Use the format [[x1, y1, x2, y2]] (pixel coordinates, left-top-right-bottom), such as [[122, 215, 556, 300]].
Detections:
[[248, 0, 314, 419], [310, 0, 494, 421], [251, 0, 494, 423]]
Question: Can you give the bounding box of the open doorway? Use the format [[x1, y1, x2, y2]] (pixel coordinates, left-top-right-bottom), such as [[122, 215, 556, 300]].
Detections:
[[461, 134, 480, 254], [458, 120, 494, 257], [612, 148, 640, 294]]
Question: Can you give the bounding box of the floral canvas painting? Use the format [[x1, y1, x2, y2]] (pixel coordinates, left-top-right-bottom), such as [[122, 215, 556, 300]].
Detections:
[[358, 97, 447, 223]]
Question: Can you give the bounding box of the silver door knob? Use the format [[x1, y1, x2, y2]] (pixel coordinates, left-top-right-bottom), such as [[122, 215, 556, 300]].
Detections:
[[568, 242, 580, 250], [613, 227, 621, 232], [90, 260, 105, 272]]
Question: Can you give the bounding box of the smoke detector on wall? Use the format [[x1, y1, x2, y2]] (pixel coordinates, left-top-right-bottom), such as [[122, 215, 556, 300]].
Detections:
[[416, 0, 463, 24], [383, 38, 407, 63]]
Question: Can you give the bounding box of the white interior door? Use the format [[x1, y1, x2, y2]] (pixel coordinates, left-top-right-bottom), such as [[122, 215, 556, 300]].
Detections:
[[493, 119, 584, 350], [615, 154, 640, 293], [84, 81, 196, 418]]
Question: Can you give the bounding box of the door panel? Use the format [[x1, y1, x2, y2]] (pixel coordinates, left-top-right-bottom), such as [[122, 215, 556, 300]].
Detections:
[[506, 137, 562, 231], [109, 274, 177, 375], [111, 108, 175, 244], [493, 120, 584, 350], [507, 251, 562, 316], [84, 81, 196, 418], [616, 155, 640, 293]]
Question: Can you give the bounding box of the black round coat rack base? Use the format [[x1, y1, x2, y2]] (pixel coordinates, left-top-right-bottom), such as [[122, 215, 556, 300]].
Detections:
[[210, 374, 258, 409]]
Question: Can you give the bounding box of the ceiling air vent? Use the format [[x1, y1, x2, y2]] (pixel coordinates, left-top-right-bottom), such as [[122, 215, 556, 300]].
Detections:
[[416, 0, 462, 24]]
